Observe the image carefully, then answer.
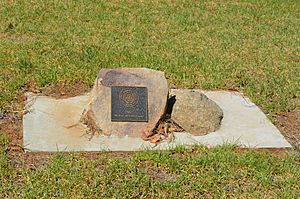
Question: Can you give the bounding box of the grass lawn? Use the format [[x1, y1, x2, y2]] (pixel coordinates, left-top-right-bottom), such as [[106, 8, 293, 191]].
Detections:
[[0, 0, 299, 198], [0, 0, 299, 115], [1, 134, 300, 198]]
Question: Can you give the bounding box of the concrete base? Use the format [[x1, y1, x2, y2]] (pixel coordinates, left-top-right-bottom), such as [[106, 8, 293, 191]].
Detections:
[[23, 90, 292, 152]]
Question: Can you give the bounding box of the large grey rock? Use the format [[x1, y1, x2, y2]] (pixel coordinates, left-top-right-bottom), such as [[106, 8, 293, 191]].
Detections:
[[170, 89, 223, 136], [82, 68, 169, 137]]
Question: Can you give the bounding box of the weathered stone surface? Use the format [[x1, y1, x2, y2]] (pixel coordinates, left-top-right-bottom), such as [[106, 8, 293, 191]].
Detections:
[[82, 68, 169, 137], [170, 89, 223, 136]]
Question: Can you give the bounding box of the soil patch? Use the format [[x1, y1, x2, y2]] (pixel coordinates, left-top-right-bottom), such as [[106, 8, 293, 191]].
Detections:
[[0, 32, 36, 43], [275, 110, 300, 151], [138, 161, 177, 181], [8, 150, 134, 170], [40, 82, 90, 99]]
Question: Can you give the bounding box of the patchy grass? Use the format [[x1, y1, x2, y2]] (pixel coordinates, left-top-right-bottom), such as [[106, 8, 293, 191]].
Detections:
[[0, 133, 15, 198], [0, 134, 299, 198], [0, 0, 299, 116]]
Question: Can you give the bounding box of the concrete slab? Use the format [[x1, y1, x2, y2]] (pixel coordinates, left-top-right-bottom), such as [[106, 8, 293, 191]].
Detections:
[[23, 90, 292, 152]]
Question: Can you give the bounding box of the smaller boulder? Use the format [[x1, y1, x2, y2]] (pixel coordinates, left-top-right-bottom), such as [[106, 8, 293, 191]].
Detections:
[[170, 89, 223, 136]]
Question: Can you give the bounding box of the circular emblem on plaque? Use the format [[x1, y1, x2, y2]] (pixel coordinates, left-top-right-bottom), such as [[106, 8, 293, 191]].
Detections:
[[119, 89, 139, 107]]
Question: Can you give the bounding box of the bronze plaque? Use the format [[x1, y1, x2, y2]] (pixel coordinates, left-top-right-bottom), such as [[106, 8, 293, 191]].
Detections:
[[111, 86, 148, 122]]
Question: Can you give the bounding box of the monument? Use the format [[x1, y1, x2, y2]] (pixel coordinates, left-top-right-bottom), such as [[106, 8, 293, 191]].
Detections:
[[79, 68, 169, 138], [23, 67, 291, 151], [79, 68, 223, 142]]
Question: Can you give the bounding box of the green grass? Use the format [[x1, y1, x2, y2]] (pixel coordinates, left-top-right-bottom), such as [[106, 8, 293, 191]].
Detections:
[[0, 0, 299, 115], [0, 133, 299, 198], [1, 1, 300, 197]]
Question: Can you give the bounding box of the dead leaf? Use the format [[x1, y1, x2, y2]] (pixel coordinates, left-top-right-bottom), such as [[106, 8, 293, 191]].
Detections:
[[150, 136, 161, 144]]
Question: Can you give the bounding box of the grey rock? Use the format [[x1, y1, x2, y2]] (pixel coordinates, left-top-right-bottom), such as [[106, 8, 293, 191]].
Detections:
[[170, 89, 223, 136], [82, 68, 169, 137]]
